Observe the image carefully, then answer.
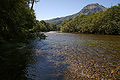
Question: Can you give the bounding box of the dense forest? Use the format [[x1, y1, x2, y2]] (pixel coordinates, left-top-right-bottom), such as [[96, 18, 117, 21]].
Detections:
[[0, 0, 55, 79], [35, 20, 58, 32], [0, 0, 57, 43], [60, 4, 120, 35]]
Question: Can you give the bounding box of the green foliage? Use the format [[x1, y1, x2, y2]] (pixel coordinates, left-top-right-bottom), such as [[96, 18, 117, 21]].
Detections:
[[0, 0, 46, 80], [34, 20, 58, 32], [0, 0, 45, 42], [60, 4, 120, 35], [35, 20, 51, 32]]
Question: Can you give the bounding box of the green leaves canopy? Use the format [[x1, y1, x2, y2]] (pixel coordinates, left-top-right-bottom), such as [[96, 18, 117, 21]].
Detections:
[[60, 4, 120, 35]]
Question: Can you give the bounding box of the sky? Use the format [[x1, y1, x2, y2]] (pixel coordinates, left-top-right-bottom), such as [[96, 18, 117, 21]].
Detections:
[[33, 0, 120, 20]]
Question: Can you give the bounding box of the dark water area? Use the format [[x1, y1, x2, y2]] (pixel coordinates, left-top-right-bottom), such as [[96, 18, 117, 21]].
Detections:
[[0, 42, 29, 80], [26, 31, 119, 79]]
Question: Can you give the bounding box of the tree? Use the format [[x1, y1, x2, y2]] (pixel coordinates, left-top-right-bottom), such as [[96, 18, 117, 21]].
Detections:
[[30, 0, 40, 10], [0, 0, 39, 41], [60, 4, 120, 35]]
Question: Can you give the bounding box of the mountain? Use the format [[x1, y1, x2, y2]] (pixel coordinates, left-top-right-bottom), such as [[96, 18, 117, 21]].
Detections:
[[45, 3, 107, 25]]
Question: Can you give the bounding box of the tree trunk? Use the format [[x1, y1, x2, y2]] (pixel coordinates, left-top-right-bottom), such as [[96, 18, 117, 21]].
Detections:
[[31, 0, 34, 10]]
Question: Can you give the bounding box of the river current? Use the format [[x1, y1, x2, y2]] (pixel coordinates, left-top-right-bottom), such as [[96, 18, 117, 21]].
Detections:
[[26, 31, 120, 80]]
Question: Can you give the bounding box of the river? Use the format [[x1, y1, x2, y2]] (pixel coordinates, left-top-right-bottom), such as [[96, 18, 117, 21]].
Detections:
[[25, 31, 120, 80]]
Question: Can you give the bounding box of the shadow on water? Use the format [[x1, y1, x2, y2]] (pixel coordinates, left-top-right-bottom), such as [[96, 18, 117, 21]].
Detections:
[[0, 42, 29, 80], [26, 38, 69, 80], [26, 31, 120, 80]]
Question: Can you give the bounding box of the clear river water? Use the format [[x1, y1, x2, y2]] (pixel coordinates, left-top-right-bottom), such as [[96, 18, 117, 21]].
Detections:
[[25, 31, 120, 80]]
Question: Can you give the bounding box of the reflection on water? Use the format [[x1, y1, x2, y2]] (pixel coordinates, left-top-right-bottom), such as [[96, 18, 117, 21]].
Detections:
[[26, 31, 120, 80]]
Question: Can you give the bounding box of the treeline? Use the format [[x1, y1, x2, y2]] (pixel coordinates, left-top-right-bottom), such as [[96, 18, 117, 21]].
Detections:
[[0, 0, 55, 43], [35, 20, 58, 32], [60, 4, 120, 35]]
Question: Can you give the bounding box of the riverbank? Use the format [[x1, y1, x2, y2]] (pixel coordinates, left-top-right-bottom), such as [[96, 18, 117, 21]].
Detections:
[[0, 33, 47, 80], [0, 42, 29, 80]]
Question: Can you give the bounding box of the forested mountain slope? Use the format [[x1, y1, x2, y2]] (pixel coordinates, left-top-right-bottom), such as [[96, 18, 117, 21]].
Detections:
[[60, 4, 120, 35], [46, 3, 107, 25]]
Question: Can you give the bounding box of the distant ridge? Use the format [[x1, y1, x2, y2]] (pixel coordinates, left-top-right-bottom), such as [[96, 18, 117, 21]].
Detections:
[[45, 3, 107, 25]]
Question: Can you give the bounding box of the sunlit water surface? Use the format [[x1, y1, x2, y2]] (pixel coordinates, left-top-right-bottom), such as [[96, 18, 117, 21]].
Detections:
[[26, 31, 120, 80]]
